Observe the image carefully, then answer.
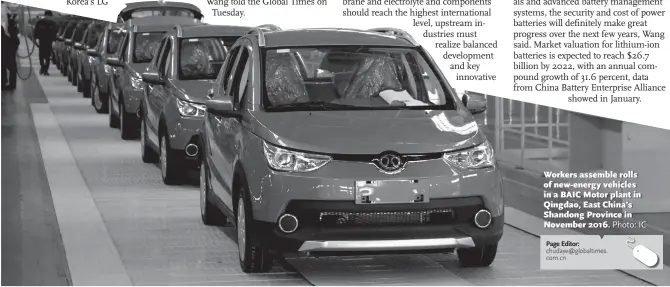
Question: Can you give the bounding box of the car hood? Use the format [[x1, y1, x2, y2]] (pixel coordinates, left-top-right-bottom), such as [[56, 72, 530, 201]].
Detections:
[[249, 109, 485, 155], [173, 80, 215, 103]]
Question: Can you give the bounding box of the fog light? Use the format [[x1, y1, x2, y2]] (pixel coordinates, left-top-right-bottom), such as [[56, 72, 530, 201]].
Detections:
[[278, 214, 298, 233], [474, 209, 492, 228]]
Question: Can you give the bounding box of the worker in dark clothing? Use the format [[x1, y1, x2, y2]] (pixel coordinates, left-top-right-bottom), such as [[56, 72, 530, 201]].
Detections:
[[33, 10, 57, 75], [2, 12, 19, 90]]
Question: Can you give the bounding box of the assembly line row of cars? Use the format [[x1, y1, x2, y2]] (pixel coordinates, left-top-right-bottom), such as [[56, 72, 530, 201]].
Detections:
[[52, 0, 501, 275]]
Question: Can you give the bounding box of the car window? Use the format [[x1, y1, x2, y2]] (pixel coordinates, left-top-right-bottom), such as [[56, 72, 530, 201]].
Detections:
[[133, 32, 166, 63], [229, 48, 250, 110], [118, 33, 129, 62], [221, 46, 241, 93], [263, 47, 452, 111], [150, 38, 166, 70], [158, 38, 172, 78], [106, 29, 124, 54]]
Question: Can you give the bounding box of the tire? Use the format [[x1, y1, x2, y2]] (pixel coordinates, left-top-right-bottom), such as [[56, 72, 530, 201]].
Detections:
[[457, 243, 498, 267], [119, 99, 138, 140], [92, 77, 109, 114], [66, 65, 72, 81], [159, 130, 181, 185], [82, 78, 91, 98], [140, 115, 158, 163], [109, 94, 120, 128], [77, 71, 84, 93], [237, 185, 274, 273], [200, 161, 227, 226], [71, 66, 77, 86]]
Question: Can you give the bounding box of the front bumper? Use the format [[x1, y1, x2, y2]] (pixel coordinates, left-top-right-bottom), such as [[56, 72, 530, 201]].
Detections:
[[122, 89, 143, 114], [166, 107, 204, 167], [248, 199, 503, 253]]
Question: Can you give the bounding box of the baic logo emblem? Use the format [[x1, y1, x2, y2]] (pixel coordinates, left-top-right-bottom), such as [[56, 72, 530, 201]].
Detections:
[[374, 152, 404, 173]]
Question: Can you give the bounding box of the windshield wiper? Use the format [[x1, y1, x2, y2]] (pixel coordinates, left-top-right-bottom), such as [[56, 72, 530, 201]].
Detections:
[[268, 101, 362, 110]]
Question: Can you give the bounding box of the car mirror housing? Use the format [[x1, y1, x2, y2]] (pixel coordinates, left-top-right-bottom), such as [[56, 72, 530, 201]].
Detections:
[[206, 99, 241, 119], [141, 72, 165, 85], [106, 57, 123, 67], [86, 48, 100, 57]]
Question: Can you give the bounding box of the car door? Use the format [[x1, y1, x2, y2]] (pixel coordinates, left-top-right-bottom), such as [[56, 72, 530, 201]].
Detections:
[[220, 47, 251, 193], [111, 32, 129, 114], [145, 38, 167, 145], [207, 45, 242, 208], [155, 37, 174, 129]]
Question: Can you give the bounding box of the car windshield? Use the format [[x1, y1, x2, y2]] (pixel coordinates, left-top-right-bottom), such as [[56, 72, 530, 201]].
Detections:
[[263, 47, 453, 111], [73, 25, 88, 42], [74, 25, 89, 43], [131, 8, 196, 18], [106, 29, 123, 54], [86, 26, 104, 47], [64, 23, 77, 38], [133, 32, 165, 63], [179, 37, 235, 80]]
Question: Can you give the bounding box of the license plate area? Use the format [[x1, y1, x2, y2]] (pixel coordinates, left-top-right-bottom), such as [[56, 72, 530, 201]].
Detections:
[[355, 179, 429, 204]]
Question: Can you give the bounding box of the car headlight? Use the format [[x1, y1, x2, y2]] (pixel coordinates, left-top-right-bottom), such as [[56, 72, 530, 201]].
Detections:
[[104, 64, 112, 74], [130, 75, 143, 90], [443, 141, 494, 169], [176, 98, 205, 117], [263, 142, 331, 172]]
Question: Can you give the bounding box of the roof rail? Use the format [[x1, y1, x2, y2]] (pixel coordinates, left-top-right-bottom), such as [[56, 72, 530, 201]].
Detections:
[[369, 28, 419, 46], [246, 24, 282, 47]]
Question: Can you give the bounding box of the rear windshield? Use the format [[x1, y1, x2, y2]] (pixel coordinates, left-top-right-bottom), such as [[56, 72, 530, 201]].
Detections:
[[133, 32, 166, 63], [130, 8, 196, 18], [106, 29, 124, 54]]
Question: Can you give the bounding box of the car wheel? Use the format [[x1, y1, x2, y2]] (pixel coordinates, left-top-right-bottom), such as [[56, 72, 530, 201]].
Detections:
[[109, 94, 120, 128], [82, 78, 91, 98], [77, 71, 84, 92], [92, 78, 109, 113], [119, 99, 137, 140], [67, 65, 72, 82], [200, 161, 227, 226], [457, 243, 498, 267], [159, 131, 181, 185], [237, 185, 273, 273], [71, 67, 78, 86], [140, 115, 158, 163]]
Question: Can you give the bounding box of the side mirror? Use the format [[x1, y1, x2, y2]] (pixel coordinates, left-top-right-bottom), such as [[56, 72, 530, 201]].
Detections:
[[87, 48, 100, 57], [206, 99, 241, 119], [141, 72, 164, 85], [106, 57, 123, 67], [462, 93, 487, 115], [65, 39, 73, 45], [206, 88, 215, 99], [74, 42, 84, 50], [57, 36, 64, 41]]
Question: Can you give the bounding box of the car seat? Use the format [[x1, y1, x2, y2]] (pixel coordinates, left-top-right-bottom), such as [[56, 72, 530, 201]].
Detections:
[[342, 53, 403, 99], [265, 52, 309, 105]]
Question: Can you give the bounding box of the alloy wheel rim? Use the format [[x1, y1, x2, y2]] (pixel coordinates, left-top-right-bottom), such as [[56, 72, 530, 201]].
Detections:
[[238, 198, 246, 262], [160, 136, 167, 178], [200, 163, 206, 216]]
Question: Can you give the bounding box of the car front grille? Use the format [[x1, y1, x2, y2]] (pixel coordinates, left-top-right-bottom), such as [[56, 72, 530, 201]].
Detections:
[[318, 208, 455, 227]]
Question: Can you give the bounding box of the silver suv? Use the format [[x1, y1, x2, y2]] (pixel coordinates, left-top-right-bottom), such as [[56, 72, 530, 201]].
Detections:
[[199, 26, 504, 273], [139, 24, 249, 184], [106, 16, 202, 139]]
